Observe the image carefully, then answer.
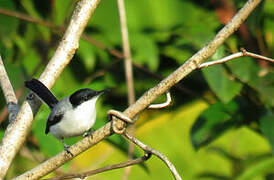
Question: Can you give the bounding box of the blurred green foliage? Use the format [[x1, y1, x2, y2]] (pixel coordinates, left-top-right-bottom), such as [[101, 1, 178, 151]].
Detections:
[[0, 0, 273, 179]]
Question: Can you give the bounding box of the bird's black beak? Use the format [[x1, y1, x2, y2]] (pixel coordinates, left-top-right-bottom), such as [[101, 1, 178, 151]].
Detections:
[[97, 89, 110, 96]]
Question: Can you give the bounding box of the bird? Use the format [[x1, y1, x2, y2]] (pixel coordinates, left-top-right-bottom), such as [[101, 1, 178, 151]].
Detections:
[[25, 78, 106, 153]]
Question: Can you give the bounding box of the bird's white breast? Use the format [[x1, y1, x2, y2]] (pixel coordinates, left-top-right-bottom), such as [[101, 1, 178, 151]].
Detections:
[[49, 97, 99, 139]]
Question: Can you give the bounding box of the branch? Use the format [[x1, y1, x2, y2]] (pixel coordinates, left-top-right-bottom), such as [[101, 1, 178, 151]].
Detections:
[[0, 0, 101, 178], [124, 133, 182, 180], [108, 108, 180, 179], [117, 0, 135, 105], [15, 0, 262, 179], [44, 153, 151, 180], [117, 0, 136, 178], [198, 48, 274, 68], [148, 91, 172, 109], [0, 55, 18, 123]]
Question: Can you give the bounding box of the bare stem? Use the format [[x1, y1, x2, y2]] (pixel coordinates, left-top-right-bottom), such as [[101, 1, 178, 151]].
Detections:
[[117, 0, 135, 105], [198, 48, 274, 68], [117, 0, 136, 178], [124, 133, 182, 180], [0, 55, 18, 123], [15, 0, 262, 179]]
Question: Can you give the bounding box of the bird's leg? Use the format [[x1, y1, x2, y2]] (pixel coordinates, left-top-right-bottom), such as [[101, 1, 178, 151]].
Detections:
[[83, 129, 94, 138], [61, 138, 73, 156]]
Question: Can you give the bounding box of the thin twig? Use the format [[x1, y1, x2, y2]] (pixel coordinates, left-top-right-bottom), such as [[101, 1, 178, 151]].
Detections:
[[117, 0, 135, 105], [15, 0, 262, 179], [124, 133, 182, 180], [148, 91, 172, 109], [198, 48, 274, 68], [0, 8, 58, 30], [117, 0, 136, 178], [0, 0, 102, 178], [109, 110, 180, 179], [44, 153, 151, 180], [0, 55, 18, 123]]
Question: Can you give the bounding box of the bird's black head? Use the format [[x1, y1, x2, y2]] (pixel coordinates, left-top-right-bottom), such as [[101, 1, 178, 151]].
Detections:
[[69, 89, 106, 108]]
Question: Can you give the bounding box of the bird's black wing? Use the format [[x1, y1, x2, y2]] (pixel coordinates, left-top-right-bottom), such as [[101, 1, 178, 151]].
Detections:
[[45, 113, 63, 134], [25, 78, 59, 109]]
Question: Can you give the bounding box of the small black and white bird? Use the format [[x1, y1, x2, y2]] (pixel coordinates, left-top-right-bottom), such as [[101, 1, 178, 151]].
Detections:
[[25, 78, 106, 150]]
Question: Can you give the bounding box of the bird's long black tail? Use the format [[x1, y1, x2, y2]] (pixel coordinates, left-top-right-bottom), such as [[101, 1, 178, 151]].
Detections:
[[25, 78, 58, 109]]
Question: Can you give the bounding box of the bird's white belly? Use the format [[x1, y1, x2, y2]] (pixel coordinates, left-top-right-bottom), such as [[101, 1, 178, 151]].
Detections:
[[49, 100, 96, 139]]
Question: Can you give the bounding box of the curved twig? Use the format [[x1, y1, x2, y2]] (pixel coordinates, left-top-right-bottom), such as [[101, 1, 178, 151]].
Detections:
[[148, 91, 172, 109]]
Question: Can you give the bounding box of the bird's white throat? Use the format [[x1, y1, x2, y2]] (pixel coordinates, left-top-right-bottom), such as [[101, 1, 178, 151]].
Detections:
[[49, 96, 99, 139]]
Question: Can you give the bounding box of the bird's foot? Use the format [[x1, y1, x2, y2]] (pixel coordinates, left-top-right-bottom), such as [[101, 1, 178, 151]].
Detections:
[[83, 130, 94, 138], [61, 139, 73, 156], [64, 144, 73, 156]]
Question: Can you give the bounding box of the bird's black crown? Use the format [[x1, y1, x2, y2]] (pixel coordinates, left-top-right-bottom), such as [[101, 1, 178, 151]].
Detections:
[[69, 89, 104, 108]]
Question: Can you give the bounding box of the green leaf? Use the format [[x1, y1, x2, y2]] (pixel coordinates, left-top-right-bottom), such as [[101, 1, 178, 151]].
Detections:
[[202, 46, 243, 103], [131, 33, 159, 71], [21, 49, 41, 75], [227, 56, 274, 106], [248, 72, 274, 106], [259, 114, 274, 154], [5, 63, 24, 90], [0, 0, 18, 37], [202, 65, 243, 103], [52, 0, 71, 25], [77, 40, 96, 72], [20, 0, 50, 41], [191, 101, 240, 149], [227, 57, 259, 83], [236, 157, 274, 180], [162, 46, 192, 64]]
